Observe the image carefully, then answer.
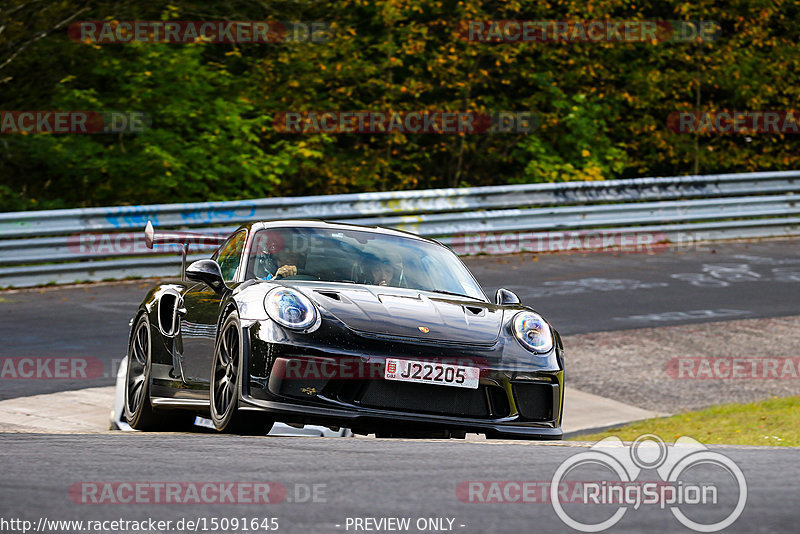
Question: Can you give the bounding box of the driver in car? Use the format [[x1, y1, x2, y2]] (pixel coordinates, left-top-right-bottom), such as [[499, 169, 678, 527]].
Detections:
[[269, 249, 299, 279], [254, 232, 301, 280]]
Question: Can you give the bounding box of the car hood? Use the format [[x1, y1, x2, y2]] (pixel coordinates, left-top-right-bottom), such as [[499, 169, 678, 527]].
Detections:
[[297, 283, 503, 345]]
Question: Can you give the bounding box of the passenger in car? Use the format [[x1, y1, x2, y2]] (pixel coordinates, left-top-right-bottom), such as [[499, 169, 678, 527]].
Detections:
[[364, 254, 397, 286]]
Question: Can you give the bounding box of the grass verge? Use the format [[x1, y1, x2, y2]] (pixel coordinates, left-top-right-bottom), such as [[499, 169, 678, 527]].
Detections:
[[570, 396, 800, 447]]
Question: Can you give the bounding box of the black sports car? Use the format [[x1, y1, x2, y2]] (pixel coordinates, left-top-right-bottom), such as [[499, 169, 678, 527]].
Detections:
[[125, 220, 564, 439]]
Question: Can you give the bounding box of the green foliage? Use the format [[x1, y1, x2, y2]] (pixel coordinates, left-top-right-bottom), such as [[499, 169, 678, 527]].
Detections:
[[1, 0, 800, 210], [3, 42, 308, 208], [512, 94, 627, 183]]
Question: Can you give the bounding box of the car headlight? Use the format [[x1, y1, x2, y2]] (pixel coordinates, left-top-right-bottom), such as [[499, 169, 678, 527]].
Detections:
[[265, 287, 317, 330], [512, 312, 553, 353]]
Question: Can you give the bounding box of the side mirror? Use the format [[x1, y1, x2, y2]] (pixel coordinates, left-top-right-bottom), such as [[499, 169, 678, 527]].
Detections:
[[186, 259, 227, 292], [495, 288, 521, 306]]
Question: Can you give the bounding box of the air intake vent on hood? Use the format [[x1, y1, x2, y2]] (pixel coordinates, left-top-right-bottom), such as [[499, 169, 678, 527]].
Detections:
[[315, 290, 342, 301]]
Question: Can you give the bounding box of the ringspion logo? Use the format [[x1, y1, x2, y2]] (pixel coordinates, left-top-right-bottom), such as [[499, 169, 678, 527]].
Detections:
[[550, 435, 746, 532]]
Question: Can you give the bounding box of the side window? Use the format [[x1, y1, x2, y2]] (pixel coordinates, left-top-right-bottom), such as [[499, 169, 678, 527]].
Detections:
[[215, 231, 246, 282]]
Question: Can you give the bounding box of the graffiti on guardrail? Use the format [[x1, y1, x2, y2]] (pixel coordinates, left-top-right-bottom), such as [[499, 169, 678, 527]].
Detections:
[[101, 206, 165, 229], [1, 171, 798, 287], [551, 181, 717, 204], [102, 204, 257, 228], [179, 205, 257, 224]]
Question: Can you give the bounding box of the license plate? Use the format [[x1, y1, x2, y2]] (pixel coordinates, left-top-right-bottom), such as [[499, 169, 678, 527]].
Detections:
[[384, 358, 480, 389]]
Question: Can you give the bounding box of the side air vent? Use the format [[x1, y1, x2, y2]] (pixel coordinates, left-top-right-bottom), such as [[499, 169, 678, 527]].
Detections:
[[157, 291, 181, 337], [464, 305, 485, 316]]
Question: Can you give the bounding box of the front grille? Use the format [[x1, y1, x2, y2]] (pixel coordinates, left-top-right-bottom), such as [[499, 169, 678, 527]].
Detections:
[[358, 380, 489, 418], [512, 382, 556, 421]]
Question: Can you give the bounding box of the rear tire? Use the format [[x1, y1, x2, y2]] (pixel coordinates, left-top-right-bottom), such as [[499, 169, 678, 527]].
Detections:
[[210, 311, 274, 435], [124, 315, 158, 430]]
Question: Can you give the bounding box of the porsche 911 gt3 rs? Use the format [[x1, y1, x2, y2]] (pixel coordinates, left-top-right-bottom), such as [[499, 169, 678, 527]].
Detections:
[[124, 220, 564, 439]]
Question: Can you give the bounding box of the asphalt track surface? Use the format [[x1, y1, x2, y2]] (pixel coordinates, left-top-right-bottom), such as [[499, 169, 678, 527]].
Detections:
[[0, 434, 796, 533], [1, 239, 799, 534], [1, 238, 798, 400]]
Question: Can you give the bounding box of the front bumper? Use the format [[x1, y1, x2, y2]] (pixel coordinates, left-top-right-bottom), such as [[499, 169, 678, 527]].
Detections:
[[241, 321, 564, 439], [239, 393, 563, 439]]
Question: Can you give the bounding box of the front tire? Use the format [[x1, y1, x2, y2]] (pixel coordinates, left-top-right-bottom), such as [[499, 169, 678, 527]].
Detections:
[[210, 312, 273, 435]]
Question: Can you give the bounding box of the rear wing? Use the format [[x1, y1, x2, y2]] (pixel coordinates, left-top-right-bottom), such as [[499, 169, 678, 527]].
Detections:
[[144, 221, 228, 280]]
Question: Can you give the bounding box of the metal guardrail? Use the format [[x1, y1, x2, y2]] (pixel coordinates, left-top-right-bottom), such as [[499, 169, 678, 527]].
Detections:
[[1, 170, 798, 288]]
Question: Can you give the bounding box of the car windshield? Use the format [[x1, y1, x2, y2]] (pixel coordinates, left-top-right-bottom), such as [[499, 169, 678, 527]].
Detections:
[[246, 226, 486, 301]]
